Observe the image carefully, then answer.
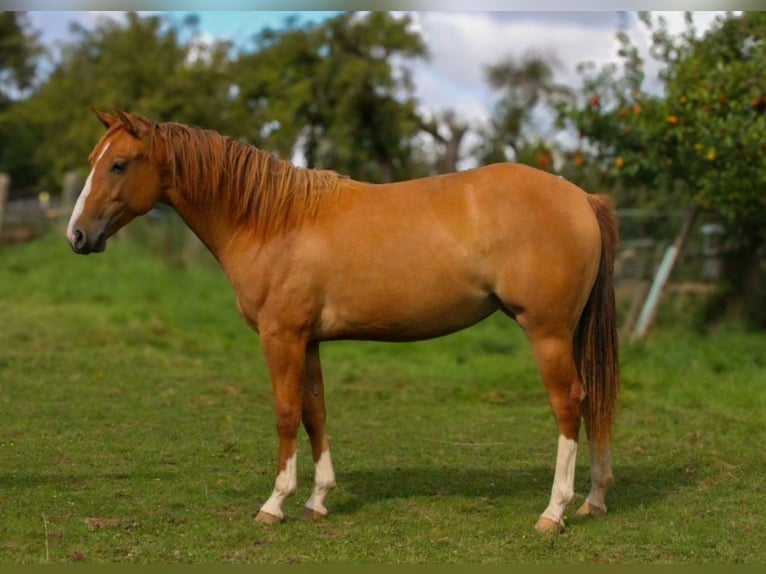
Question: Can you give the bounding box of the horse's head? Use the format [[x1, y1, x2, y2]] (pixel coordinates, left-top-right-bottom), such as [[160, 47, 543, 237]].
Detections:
[[66, 109, 163, 254]]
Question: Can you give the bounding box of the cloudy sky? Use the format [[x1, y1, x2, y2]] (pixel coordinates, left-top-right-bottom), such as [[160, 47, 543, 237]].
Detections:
[[25, 11, 729, 161], [27, 11, 729, 113]]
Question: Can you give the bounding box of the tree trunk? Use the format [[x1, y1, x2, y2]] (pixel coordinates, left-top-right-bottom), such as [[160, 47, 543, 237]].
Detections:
[[419, 111, 468, 174], [705, 233, 766, 327]]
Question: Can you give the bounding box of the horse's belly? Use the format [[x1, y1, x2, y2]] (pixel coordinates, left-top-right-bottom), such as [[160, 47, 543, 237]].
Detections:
[[316, 288, 498, 342]]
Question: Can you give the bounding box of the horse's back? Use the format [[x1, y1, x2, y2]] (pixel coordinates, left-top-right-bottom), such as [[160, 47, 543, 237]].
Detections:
[[300, 163, 602, 340], [378, 162, 598, 240], [388, 162, 603, 301]]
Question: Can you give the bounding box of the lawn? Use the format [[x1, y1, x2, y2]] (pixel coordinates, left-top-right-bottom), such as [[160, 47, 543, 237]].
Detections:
[[1, 233, 764, 563]]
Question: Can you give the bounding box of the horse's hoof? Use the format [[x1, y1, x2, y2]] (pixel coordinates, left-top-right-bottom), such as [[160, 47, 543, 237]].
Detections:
[[534, 516, 564, 534], [255, 510, 282, 525], [576, 501, 607, 518], [300, 507, 328, 521]]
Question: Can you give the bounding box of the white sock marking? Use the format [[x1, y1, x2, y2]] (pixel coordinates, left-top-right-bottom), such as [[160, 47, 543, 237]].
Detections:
[[541, 435, 578, 524], [304, 450, 336, 516], [259, 452, 298, 519]]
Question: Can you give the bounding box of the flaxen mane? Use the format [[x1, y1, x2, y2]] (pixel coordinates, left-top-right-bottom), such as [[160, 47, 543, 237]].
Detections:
[[149, 122, 345, 240]]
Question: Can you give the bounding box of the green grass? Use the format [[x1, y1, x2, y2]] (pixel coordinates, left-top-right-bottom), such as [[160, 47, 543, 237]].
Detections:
[[1, 233, 765, 563]]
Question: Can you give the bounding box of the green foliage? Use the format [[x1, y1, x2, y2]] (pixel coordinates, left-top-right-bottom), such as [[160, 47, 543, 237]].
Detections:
[[557, 12, 766, 326], [232, 12, 428, 182], [1, 13, 235, 191], [0, 12, 44, 189], [1, 12, 430, 190], [477, 51, 573, 169], [2, 233, 766, 562], [662, 13, 766, 238], [558, 12, 766, 246], [0, 12, 42, 106]]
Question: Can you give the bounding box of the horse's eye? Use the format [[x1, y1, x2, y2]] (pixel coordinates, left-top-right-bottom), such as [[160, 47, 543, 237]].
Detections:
[[111, 161, 127, 174]]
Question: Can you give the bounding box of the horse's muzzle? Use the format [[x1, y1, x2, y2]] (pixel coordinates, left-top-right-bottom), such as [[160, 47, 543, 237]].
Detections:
[[69, 227, 107, 255]]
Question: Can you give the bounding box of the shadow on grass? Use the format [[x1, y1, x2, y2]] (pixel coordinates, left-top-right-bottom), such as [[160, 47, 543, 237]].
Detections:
[[333, 461, 700, 517], [2, 462, 701, 523]]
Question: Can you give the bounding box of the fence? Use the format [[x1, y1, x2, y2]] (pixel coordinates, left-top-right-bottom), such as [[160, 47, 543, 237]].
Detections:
[[1, 175, 46, 244]]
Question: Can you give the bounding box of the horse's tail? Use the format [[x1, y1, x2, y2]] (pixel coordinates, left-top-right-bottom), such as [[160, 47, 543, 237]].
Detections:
[[574, 194, 620, 447]]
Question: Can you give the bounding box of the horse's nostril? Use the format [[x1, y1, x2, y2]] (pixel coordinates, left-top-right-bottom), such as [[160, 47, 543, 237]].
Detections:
[[73, 228, 86, 249]]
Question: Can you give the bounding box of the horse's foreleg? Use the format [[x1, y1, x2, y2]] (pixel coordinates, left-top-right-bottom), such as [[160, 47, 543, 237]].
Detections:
[[530, 334, 582, 534], [256, 334, 307, 524], [301, 342, 336, 520]]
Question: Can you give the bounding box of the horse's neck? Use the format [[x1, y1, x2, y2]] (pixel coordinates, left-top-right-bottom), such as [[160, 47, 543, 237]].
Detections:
[[162, 185, 240, 263]]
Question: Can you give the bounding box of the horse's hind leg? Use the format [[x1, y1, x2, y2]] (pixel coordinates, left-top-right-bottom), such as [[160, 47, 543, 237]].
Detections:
[[576, 408, 613, 517], [300, 342, 336, 520], [527, 330, 583, 534]]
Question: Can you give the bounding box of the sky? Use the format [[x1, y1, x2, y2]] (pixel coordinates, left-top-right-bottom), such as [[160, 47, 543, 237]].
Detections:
[[24, 10, 731, 163]]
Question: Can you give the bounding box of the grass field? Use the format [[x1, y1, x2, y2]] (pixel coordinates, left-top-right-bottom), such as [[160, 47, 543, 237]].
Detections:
[[1, 232, 765, 563]]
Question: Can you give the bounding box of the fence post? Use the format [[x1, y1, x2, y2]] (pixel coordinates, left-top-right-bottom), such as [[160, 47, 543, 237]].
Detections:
[[62, 171, 81, 212], [620, 280, 651, 341], [60, 171, 82, 235], [631, 206, 700, 340], [0, 173, 9, 239]]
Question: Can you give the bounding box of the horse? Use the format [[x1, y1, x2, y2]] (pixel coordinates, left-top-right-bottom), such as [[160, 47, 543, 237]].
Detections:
[[66, 109, 619, 534]]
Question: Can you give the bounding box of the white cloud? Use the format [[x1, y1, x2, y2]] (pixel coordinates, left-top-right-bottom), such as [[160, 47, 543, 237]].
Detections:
[[652, 10, 727, 37], [186, 31, 218, 65], [402, 12, 625, 162], [408, 12, 625, 118], [404, 11, 730, 156], [85, 11, 128, 22]]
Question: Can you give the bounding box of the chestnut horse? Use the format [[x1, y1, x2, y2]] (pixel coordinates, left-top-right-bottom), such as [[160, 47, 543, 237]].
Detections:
[[67, 110, 619, 533]]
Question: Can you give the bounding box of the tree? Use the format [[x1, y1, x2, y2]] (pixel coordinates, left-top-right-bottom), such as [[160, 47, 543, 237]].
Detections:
[[0, 12, 42, 108], [2, 12, 432, 191], [1, 12, 235, 191], [418, 110, 469, 174], [476, 51, 574, 171], [0, 12, 43, 189], [231, 12, 429, 182], [558, 12, 766, 325]]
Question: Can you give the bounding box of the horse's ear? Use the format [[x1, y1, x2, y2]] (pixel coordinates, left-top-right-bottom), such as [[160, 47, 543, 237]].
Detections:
[[92, 108, 118, 130], [115, 109, 155, 141]]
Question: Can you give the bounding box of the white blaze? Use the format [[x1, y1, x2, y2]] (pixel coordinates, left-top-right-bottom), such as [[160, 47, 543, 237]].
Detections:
[[66, 142, 111, 244]]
